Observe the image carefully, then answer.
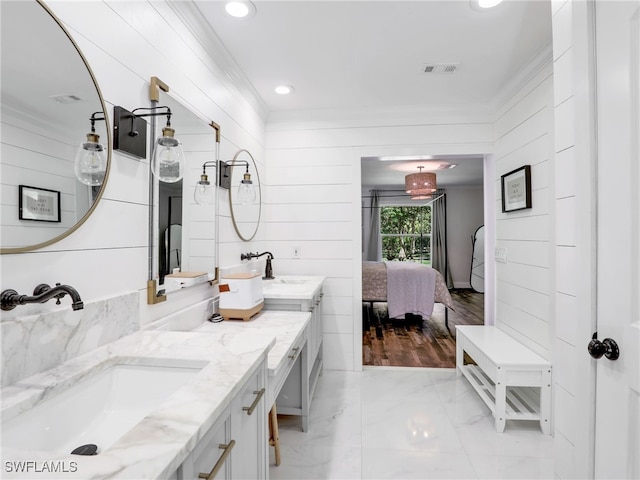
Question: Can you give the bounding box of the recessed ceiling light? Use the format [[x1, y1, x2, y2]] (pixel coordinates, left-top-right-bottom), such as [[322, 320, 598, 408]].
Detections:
[[389, 161, 457, 173], [225, 1, 256, 18], [378, 155, 434, 162], [470, 0, 503, 10], [275, 85, 294, 95]]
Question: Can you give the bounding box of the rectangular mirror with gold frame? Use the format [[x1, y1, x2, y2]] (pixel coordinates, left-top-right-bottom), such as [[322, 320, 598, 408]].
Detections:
[[148, 88, 220, 302]]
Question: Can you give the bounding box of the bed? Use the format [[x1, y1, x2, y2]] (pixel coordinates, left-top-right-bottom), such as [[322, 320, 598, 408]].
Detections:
[[362, 261, 454, 330]]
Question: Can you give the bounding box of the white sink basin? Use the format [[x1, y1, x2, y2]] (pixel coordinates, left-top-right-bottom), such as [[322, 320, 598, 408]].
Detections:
[[2, 363, 203, 455], [268, 278, 307, 285]]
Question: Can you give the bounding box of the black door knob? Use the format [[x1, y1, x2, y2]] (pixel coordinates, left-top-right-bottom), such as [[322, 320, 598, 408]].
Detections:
[[588, 333, 620, 360]]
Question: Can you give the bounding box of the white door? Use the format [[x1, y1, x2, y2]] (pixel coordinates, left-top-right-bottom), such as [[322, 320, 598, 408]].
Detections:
[[594, 1, 640, 478]]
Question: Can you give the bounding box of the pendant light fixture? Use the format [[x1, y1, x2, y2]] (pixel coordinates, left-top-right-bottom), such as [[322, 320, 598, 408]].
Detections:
[[237, 167, 256, 204], [405, 166, 437, 200], [151, 119, 185, 184], [113, 105, 185, 183], [218, 150, 257, 205], [194, 161, 217, 205], [74, 112, 107, 186]]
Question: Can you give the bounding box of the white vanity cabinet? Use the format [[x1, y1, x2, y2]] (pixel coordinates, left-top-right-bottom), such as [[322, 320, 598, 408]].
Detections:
[[232, 365, 268, 479], [178, 359, 268, 480], [262, 277, 324, 431], [179, 410, 232, 480]]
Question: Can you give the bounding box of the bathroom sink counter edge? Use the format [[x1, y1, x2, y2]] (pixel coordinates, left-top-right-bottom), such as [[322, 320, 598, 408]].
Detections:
[[0, 329, 275, 479], [261, 275, 325, 300], [191, 309, 312, 382]]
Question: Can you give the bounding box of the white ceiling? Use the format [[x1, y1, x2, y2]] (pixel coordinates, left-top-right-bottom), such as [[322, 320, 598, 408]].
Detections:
[[194, 0, 552, 187]]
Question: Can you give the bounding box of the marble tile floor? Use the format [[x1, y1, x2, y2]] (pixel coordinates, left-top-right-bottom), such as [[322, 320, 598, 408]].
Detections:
[[270, 367, 554, 480]]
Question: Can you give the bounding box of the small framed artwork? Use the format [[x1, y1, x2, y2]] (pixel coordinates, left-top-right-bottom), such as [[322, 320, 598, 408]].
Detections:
[[501, 165, 532, 213], [19, 185, 61, 222]]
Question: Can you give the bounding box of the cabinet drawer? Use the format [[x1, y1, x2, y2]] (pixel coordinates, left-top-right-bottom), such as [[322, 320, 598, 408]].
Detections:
[[232, 361, 268, 480], [236, 372, 262, 415], [269, 335, 306, 405], [179, 410, 232, 480]]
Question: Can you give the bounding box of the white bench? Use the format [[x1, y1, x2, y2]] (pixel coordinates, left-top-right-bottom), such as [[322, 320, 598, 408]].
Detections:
[[456, 325, 552, 434]]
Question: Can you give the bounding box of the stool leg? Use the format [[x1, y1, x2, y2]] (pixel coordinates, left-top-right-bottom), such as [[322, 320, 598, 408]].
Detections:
[[268, 404, 281, 466]]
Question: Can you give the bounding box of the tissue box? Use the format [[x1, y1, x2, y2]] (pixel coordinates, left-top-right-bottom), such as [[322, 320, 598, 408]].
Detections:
[[219, 272, 264, 321]]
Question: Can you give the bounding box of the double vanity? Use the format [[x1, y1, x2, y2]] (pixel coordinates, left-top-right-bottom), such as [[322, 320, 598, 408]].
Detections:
[[0, 276, 325, 480]]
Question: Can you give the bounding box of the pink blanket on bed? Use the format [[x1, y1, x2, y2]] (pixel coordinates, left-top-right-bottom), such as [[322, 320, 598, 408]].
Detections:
[[385, 261, 436, 319]]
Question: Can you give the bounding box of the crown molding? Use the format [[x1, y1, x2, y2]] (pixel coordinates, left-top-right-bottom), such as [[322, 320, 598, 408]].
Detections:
[[489, 42, 554, 115], [267, 102, 495, 130]]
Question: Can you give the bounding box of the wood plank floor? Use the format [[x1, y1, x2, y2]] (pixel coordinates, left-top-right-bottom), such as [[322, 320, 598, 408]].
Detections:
[[362, 289, 484, 368]]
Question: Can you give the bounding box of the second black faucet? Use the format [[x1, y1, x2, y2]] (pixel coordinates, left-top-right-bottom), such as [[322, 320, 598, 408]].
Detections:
[[240, 251, 274, 280]]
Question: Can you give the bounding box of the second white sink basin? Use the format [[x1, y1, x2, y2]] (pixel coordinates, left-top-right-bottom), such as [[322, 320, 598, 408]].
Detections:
[[269, 278, 307, 284], [2, 363, 203, 455]]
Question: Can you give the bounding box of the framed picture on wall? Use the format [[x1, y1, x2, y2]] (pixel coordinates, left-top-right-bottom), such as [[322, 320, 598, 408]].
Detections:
[[501, 165, 532, 213], [19, 185, 61, 222]]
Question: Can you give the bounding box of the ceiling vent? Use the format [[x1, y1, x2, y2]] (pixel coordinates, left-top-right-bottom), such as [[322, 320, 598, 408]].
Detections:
[[49, 94, 83, 104], [422, 63, 459, 74]]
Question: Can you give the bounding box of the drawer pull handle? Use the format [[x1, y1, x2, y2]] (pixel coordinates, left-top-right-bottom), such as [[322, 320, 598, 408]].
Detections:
[[288, 347, 300, 359], [198, 439, 235, 480], [242, 388, 265, 415]]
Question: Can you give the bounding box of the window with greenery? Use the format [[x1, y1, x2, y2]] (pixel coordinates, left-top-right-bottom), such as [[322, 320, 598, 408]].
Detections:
[[380, 206, 431, 264]]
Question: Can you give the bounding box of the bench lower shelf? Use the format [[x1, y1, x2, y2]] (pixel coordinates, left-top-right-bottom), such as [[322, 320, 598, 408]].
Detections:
[[456, 326, 552, 435], [460, 364, 544, 422]]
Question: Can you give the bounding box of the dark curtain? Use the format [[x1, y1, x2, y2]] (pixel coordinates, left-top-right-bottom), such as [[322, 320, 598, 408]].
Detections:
[[365, 190, 382, 261], [431, 189, 453, 288]]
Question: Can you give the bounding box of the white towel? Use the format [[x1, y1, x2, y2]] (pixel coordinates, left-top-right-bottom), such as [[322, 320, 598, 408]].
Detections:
[[385, 262, 436, 319]]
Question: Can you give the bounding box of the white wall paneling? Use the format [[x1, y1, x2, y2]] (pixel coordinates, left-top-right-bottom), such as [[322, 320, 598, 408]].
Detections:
[[555, 291, 579, 346], [493, 57, 555, 361], [551, 0, 599, 476]]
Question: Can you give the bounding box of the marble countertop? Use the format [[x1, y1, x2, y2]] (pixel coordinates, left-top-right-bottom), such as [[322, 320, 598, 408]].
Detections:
[[1, 277, 323, 478], [261, 275, 325, 300], [0, 330, 274, 479], [192, 309, 312, 379]]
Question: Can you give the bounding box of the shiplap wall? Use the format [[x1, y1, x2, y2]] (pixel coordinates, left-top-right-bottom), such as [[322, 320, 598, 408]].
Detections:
[[551, 1, 598, 477], [1, 110, 82, 247], [493, 61, 555, 360], [266, 113, 494, 370], [0, 1, 265, 329]]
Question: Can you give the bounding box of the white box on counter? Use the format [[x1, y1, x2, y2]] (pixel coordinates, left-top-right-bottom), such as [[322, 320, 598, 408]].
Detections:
[[219, 272, 264, 321]]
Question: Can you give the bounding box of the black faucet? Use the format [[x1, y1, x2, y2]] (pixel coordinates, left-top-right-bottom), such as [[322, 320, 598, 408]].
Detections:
[[240, 251, 275, 280], [1, 283, 84, 311]]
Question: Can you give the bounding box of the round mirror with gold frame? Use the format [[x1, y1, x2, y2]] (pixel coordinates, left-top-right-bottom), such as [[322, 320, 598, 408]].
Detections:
[[0, 0, 110, 254]]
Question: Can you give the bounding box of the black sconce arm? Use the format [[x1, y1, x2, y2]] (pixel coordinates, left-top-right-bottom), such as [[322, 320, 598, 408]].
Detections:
[[218, 160, 250, 189], [221, 159, 250, 178], [127, 105, 173, 137], [201, 160, 218, 175]]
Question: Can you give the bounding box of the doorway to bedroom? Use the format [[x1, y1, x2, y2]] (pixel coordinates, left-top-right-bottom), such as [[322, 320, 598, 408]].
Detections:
[[360, 155, 486, 368]]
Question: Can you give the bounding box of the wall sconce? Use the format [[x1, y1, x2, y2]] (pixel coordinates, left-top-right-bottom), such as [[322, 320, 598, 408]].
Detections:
[[113, 105, 185, 183], [405, 166, 437, 200], [218, 158, 256, 204], [74, 112, 107, 186], [194, 161, 217, 205]]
